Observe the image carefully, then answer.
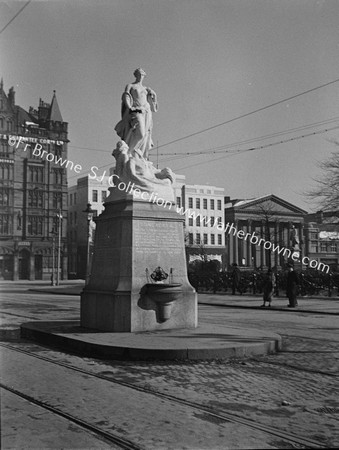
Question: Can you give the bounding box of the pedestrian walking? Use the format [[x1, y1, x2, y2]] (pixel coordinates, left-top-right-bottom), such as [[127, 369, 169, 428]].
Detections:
[[286, 263, 300, 307], [261, 269, 275, 307], [231, 263, 242, 295]]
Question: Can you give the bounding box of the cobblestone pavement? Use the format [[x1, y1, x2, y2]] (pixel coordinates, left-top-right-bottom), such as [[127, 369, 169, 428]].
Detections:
[[1, 284, 339, 449]]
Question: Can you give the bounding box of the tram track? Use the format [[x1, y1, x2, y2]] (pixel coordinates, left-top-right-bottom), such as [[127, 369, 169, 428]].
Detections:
[[0, 382, 144, 450], [1, 342, 328, 449]]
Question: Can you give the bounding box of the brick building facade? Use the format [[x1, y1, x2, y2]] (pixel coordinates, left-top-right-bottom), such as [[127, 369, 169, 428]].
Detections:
[[0, 80, 68, 280]]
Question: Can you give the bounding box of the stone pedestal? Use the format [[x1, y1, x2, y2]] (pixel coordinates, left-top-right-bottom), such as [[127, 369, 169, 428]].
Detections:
[[80, 199, 197, 332]]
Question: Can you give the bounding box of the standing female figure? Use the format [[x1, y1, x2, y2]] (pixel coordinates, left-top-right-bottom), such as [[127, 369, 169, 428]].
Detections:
[[115, 68, 158, 160]]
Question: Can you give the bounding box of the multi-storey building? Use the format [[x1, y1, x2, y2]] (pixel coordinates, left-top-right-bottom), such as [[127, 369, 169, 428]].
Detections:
[[0, 80, 68, 280], [304, 210, 339, 272], [68, 175, 110, 278], [174, 176, 226, 265], [224, 194, 307, 270]]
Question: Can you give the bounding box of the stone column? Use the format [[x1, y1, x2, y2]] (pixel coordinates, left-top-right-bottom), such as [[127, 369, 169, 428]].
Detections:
[[247, 220, 252, 268], [260, 220, 264, 268], [234, 220, 239, 265], [273, 220, 278, 268]]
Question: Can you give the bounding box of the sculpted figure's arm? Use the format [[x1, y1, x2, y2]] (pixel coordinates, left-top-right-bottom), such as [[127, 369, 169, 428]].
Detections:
[[146, 87, 158, 112], [122, 84, 134, 111]]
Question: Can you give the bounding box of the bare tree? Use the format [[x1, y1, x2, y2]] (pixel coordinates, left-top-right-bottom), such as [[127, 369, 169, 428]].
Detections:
[[306, 148, 339, 211]]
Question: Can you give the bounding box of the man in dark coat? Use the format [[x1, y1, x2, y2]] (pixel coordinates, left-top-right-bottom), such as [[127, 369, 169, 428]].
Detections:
[[286, 264, 299, 307], [231, 263, 242, 295]]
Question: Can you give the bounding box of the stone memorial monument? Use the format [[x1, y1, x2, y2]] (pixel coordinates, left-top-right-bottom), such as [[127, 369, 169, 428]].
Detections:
[[80, 68, 198, 332]]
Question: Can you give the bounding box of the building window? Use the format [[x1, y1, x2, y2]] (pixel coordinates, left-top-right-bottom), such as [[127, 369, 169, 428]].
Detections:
[[210, 199, 215, 210], [55, 145, 62, 158], [210, 216, 215, 227], [320, 243, 327, 252], [69, 193, 73, 206], [217, 217, 222, 225], [74, 212, 77, 224], [189, 233, 194, 245], [52, 192, 62, 209], [176, 197, 181, 208], [196, 198, 200, 209], [92, 190, 98, 202], [310, 232, 318, 239], [28, 189, 43, 208], [188, 217, 193, 226], [196, 216, 201, 227], [188, 197, 193, 208], [74, 193, 77, 204], [69, 212, 72, 225], [310, 243, 318, 252], [211, 234, 215, 245], [330, 243, 337, 252], [29, 166, 44, 183], [102, 191, 107, 202], [7, 121, 12, 131], [217, 199, 222, 210], [196, 233, 201, 244], [0, 188, 11, 206], [203, 198, 207, 209], [218, 234, 222, 245], [53, 169, 63, 185], [27, 216, 43, 236], [0, 143, 9, 157], [0, 163, 14, 180], [203, 233, 208, 245], [0, 118, 3, 128], [203, 216, 209, 227], [0, 214, 13, 235]]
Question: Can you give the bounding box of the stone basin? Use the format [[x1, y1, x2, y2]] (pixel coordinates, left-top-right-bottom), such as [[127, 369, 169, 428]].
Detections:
[[145, 283, 183, 321]]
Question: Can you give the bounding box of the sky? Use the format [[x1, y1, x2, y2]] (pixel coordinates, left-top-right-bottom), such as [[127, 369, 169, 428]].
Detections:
[[1, 0, 339, 211]]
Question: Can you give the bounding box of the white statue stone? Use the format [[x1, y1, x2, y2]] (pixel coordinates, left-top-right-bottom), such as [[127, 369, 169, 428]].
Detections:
[[109, 69, 175, 203], [115, 68, 157, 160]]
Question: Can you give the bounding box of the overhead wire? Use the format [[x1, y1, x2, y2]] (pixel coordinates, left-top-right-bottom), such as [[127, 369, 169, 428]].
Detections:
[[0, 1, 31, 36], [155, 77, 339, 150], [67, 124, 339, 182], [68, 115, 339, 156], [175, 125, 339, 172], [66, 79, 339, 181], [156, 116, 339, 158]]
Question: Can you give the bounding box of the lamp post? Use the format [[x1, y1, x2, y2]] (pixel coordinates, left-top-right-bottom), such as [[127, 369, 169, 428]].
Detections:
[[83, 203, 94, 285], [51, 236, 55, 286], [56, 209, 63, 286]]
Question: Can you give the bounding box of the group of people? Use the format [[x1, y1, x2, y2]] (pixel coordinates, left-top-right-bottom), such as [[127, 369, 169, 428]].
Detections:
[[231, 263, 300, 308]]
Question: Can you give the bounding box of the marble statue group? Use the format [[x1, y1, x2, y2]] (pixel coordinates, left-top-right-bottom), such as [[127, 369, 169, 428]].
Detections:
[[113, 68, 174, 199]]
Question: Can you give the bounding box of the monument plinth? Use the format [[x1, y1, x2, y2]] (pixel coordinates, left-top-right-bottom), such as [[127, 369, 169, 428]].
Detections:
[[81, 197, 197, 332]]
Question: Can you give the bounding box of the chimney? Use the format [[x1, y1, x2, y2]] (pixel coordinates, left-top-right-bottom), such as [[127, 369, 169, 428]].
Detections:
[[8, 87, 15, 106]]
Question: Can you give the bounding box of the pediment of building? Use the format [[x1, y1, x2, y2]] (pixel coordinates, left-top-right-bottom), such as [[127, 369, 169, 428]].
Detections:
[[233, 195, 307, 217]]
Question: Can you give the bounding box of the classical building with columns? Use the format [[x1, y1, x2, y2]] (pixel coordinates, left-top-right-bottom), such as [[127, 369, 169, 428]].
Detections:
[[224, 194, 307, 270], [0, 80, 68, 280]]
